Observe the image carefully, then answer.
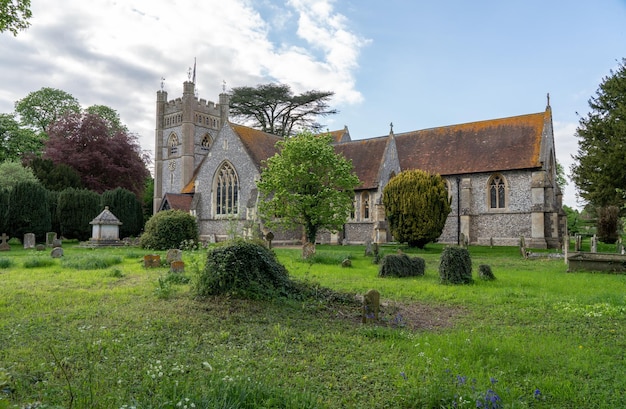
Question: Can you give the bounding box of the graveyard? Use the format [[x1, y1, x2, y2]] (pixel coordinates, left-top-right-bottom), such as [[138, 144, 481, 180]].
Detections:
[[0, 237, 625, 408]]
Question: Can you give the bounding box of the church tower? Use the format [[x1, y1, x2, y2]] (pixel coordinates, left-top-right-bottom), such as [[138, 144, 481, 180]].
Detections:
[[153, 79, 230, 214]]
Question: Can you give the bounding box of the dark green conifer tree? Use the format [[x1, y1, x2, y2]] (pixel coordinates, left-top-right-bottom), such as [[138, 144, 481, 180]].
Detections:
[[58, 188, 101, 240], [7, 181, 51, 242]]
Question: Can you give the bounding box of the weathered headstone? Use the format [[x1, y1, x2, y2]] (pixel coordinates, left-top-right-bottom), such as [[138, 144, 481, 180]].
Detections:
[[616, 238, 623, 255], [46, 232, 57, 247], [52, 238, 62, 248], [362, 289, 380, 324], [50, 247, 64, 258], [519, 236, 528, 259], [0, 233, 10, 251], [166, 249, 183, 264], [36, 244, 45, 251], [364, 239, 373, 256], [591, 235, 598, 253], [341, 258, 352, 268], [23, 233, 36, 249], [563, 235, 569, 264], [170, 260, 185, 273], [575, 235, 582, 252], [143, 254, 161, 268]]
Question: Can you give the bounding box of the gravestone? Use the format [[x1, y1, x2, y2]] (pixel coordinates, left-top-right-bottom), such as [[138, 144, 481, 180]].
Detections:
[[575, 235, 582, 252], [616, 238, 624, 255], [36, 244, 45, 251], [170, 260, 185, 273], [362, 289, 380, 324], [563, 235, 569, 264], [51, 247, 64, 258], [519, 236, 528, 259], [23, 233, 36, 249], [591, 235, 598, 253], [0, 233, 10, 251], [364, 239, 373, 256], [166, 249, 183, 264], [52, 238, 62, 248], [264, 231, 274, 249], [46, 232, 57, 247], [341, 258, 352, 268], [143, 254, 161, 268]]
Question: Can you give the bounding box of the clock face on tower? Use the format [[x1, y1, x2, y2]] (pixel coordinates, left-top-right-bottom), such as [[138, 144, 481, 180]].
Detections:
[[168, 160, 176, 171]]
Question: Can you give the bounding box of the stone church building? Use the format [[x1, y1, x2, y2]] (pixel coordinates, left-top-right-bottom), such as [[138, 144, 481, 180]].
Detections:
[[154, 80, 565, 248]]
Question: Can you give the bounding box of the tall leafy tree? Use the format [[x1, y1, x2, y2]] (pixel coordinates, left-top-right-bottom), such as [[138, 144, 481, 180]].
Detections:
[[85, 104, 128, 135], [257, 131, 359, 254], [57, 188, 101, 240], [0, 0, 32, 36], [6, 181, 51, 242], [44, 113, 150, 196], [14, 87, 81, 134], [28, 157, 82, 191], [383, 169, 451, 248], [0, 113, 42, 161], [571, 58, 626, 210], [101, 187, 143, 237], [229, 83, 337, 137], [0, 160, 39, 191]]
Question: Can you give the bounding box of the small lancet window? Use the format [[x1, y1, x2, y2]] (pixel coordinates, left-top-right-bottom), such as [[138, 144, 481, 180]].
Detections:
[[168, 134, 179, 156], [201, 134, 212, 150], [489, 175, 506, 209], [361, 192, 370, 220]]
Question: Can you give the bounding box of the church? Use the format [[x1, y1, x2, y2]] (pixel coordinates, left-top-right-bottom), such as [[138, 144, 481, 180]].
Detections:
[[153, 80, 566, 248]]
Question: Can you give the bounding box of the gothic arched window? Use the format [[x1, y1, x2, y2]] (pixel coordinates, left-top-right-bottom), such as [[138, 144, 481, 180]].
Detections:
[[488, 175, 506, 209], [168, 133, 179, 157], [214, 162, 238, 216], [201, 134, 212, 150], [361, 192, 370, 220]]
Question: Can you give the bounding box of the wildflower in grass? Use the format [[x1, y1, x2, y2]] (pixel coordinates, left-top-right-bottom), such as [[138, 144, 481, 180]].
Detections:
[[534, 388, 542, 399], [476, 388, 502, 409], [400, 371, 407, 380], [456, 375, 467, 386]]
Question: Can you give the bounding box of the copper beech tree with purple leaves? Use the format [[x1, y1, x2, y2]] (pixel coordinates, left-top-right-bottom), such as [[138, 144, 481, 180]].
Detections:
[[44, 113, 150, 197]]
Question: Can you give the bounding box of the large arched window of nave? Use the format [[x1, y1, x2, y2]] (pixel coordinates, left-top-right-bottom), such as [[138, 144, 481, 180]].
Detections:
[[213, 161, 239, 216], [487, 174, 507, 209]]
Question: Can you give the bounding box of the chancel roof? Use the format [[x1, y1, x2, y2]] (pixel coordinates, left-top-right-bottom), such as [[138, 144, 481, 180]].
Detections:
[[333, 137, 389, 190], [394, 111, 548, 175]]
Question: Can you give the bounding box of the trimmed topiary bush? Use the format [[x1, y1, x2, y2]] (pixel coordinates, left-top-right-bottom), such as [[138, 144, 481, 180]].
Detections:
[[478, 264, 496, 280], [439, 246, 473, 284], [140, 209, 198, 250], [194, 239, 291, 299], [378, 253, 426, 278]]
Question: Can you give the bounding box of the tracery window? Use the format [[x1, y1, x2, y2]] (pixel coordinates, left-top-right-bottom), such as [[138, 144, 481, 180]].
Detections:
[[215, 162, 238, 215], [201, 134, 212, 150], [361, 192, 370, 220], [168, 133, 179, 156], [488, 175, 506, 209]]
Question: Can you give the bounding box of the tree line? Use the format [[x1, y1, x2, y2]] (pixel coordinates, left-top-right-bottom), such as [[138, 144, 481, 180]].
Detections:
[[0, 183, 144, 243]]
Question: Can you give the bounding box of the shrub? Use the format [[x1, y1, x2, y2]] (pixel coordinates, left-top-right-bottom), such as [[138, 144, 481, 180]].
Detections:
[[140, 210, 198, 250], [478, 264, 496, 280], [439, 246, 473, 284], [0, 258, 14, 268], [194, 239, 291, 299], [378, 253, 426, 277]]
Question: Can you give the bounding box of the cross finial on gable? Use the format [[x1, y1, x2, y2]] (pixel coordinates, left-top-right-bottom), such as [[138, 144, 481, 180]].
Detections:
[[546, 92, 550, 108], [390, 122, 394, 134]]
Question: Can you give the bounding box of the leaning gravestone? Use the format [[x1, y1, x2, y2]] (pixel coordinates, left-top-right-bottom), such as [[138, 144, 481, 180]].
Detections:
[[52, 238, 62, 248], [51, 247, 64, 258], [362, 289, 380, 324], [23, 233, 36, 249], [0, 233, 10, 251]]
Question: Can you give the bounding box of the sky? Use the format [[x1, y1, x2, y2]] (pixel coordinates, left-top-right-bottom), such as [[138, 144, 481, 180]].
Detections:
[[1, 0, 626, 210]]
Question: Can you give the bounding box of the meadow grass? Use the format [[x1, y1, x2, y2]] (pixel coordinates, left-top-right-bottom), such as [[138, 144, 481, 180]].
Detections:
[[0, 241, 625, 408]]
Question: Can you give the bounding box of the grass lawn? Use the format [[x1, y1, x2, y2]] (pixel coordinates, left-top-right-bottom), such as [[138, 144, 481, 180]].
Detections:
[[1, 241, 625, 408]]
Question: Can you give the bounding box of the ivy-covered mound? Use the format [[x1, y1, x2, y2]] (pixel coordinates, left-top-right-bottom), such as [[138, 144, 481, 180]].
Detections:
[[194, 239, 356, 304], [378, 253, 426, 278]]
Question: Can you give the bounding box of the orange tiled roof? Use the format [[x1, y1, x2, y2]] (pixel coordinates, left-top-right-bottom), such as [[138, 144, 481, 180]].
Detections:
[[162, 193, 193, 211], [333, 137, 388, 189], [394, 111, 546, 175], [230, 123, 282, 168]]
